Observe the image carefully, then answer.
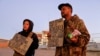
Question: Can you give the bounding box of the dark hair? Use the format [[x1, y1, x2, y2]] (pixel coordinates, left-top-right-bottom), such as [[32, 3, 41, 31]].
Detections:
[[58, 3, 73, 13]]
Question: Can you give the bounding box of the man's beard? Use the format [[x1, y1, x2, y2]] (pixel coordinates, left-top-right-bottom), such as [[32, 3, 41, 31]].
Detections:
[[61, 14, 68, 18]]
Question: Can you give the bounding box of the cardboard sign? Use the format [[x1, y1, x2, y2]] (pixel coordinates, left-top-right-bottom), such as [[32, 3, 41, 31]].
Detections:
[[48, 18, 64, 47], [9, 33, 33, 55]]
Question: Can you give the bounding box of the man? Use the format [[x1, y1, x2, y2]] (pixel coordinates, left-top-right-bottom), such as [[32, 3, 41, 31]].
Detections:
[[55, 3, 90, 56]]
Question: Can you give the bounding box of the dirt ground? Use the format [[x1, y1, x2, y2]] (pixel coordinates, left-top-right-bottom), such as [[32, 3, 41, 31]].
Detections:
[[0, 48, 55, 56]]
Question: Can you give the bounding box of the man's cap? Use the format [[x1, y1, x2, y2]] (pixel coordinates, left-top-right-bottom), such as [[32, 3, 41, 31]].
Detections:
[[58, 3, 73, 12]]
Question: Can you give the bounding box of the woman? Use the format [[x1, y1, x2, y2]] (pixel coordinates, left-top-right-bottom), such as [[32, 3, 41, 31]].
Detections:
[[13, 19, 39, 56]]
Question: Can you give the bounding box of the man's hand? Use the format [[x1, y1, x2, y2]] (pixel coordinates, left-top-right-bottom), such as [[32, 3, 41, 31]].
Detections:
[[70, 36, 78, 43], [68, 29, 81, 43], [47, 32, 51, 37]]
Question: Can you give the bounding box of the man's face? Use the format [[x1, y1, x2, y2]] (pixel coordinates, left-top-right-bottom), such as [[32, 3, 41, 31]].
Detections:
[[60, 6, 71, 18], [23, 21, 30, 31]]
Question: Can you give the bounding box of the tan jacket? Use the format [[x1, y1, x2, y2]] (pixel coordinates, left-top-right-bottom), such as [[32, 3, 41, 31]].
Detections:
[[55, 15, 90, 56]]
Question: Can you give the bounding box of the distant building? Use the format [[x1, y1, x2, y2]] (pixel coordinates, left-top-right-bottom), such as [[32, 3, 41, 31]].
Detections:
[[36, 31, 49, 46]]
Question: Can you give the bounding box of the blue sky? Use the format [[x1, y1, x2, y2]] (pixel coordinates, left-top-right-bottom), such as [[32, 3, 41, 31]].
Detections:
[[0, 0, 100, 42]]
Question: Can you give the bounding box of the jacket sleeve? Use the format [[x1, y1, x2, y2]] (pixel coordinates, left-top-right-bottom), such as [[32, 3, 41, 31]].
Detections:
[[32, 33, 39, 49], [75, 19, 90, 47]]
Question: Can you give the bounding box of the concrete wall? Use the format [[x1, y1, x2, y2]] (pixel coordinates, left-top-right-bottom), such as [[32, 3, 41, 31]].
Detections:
[[87, 51, 100, 56], [86, 42, 100, 56], [0, 40, 8, 48]]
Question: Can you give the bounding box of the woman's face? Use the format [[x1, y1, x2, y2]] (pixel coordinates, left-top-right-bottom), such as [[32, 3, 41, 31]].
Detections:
[[23, 21, 30, 31]]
